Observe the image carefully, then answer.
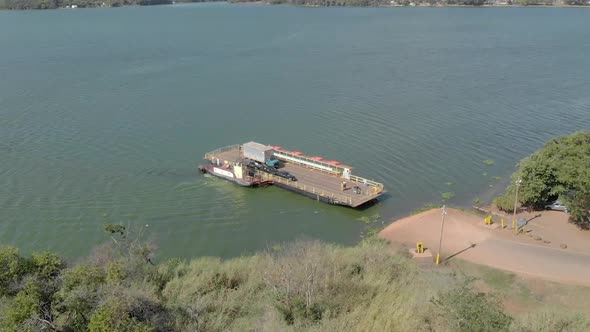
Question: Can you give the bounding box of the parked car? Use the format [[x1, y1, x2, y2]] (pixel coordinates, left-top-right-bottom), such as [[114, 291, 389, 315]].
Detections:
[[545, 200, 568, 213], [265, 158, 281, 169], [276, 170, 297, 181], [263, 165, 278, 174], [247, 161, 277, 174], [247, 160, 262, 170]]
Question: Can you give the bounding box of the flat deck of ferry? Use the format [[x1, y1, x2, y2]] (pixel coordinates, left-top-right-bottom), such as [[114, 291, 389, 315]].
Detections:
[[275, 163, 382, 207], [206, 146, 382, 207]]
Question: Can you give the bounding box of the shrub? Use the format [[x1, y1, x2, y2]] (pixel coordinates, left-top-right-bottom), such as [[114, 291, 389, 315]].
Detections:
[[0, 246, 31, 296], [432, 283, 512, 331], [88, 297, 153, 332], [494, 190, 516, 212], [510, 311, 590, 332], [31, 251, 66, 280]]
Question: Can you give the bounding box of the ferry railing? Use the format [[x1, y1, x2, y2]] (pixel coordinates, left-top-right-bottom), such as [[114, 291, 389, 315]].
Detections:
[[273, 151, 342, 175], [348, 175, 384, 194]]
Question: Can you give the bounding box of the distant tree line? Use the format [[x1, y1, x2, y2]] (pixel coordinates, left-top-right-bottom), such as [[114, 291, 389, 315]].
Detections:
[[228, 0, 588, 6], [1, 0, 588, 8], [0, 0, 222, 10]]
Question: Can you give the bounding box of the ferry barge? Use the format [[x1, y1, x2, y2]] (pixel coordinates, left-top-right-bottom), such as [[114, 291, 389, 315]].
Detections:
[[198, 142, 385, 208]]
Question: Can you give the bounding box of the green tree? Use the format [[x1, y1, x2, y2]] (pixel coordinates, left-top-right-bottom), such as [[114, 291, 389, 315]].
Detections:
[[495, 132, 590, 228], [3, 279, 42, 331], [31, 251, 66, 280], [62, 264, 107, 291], [54, 285, 100, 330], [0, 246, 31, 296], [88, 298, 153, 332], [563, 0, 589, 4]]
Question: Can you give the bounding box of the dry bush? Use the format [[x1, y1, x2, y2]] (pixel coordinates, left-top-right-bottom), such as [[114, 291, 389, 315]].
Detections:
[[510, 311, 590, 332], [162, 255, 268, 331], [154, 238, 584, 332]]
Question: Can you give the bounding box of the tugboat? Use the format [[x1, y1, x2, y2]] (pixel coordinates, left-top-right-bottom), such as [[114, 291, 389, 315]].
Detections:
[[198, 162, 266, 187]]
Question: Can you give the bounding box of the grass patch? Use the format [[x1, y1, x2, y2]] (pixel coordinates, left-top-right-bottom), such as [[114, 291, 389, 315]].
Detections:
[[451, 259, 590, 322], [441, 192, 455, 200], [477, 265, 516, 292], [356, 213, 380, 224], [483, 159, 495, 165]]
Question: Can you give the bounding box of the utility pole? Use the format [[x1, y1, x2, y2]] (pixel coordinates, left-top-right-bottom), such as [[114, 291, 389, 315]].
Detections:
[[436, 205, 447, 265], [513, 178, 522, 227]]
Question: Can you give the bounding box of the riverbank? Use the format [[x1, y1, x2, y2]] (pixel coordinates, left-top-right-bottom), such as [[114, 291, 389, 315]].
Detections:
[[2, 1, 589, 10], [0, 0, 224, 11], [379, 207, 590, 286]]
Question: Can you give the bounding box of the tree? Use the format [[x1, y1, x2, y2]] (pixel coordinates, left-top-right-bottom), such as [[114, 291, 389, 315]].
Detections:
[[495, 132, 590, 228], [31, 251, 66, 280], [88, 298, 153, 332], [563, 0, 589, 4], [461, 0, 485, 5], [0, 246, 31, 296], [3, 279, 42, 331]]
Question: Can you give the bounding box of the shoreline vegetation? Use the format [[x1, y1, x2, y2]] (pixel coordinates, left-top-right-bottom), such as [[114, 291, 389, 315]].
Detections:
[[2, 230, 589, 331], [494, 131, 590, 230], [1, 0, 589, 10]]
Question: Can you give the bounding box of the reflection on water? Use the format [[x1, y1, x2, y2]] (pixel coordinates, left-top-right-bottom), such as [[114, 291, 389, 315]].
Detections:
[[0, 5, 589, 259]]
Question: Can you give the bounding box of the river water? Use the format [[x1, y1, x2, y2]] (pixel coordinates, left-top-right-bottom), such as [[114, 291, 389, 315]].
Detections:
[[1, 4, 589, 259]]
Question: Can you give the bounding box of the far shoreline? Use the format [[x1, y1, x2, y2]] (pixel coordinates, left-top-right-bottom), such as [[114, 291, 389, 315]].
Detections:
[[2, 1, 590, 11]]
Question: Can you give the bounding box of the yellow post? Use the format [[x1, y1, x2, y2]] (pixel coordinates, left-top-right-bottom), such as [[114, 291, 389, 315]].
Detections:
[[416, 242, 424, 254], [501, 218, 505, 229], [436, 206, 447, 266], [512, 219, 516, 229]]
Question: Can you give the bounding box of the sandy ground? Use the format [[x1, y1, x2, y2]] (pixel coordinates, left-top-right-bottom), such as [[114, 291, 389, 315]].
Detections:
[[379, 208, 590, 286]]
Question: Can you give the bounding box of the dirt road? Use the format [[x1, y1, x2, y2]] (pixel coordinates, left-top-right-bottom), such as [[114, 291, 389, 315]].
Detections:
[[379, 208, 590, 286]]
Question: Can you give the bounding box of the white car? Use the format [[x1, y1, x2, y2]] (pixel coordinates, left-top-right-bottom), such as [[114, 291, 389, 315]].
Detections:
[[545, 201, 568, 213]]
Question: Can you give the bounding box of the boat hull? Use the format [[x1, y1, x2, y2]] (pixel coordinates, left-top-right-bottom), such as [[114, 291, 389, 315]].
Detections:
[[198, 165, 254, 187]]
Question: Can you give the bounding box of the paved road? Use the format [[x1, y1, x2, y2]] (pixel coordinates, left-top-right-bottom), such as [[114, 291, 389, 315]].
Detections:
[[460, 238, 590, 286]]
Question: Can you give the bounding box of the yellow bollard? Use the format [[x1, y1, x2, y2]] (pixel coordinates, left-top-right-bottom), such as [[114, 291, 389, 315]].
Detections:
[[436, 253, 441, 265], [416, 242, 424, 254], [512, 220, 516, 229], [501, 218, 505, 229]]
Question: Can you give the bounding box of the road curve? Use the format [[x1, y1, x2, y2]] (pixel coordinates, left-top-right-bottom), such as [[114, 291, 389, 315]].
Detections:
[[458, 238, 590, 286]]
